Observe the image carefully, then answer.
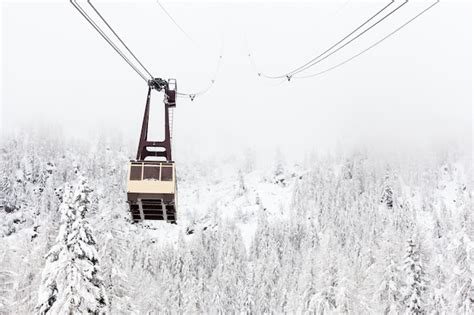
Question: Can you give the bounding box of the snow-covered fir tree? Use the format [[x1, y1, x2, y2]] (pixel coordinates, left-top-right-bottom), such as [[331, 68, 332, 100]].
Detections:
[[35, 176, 108, 314], [381, 171, 394, 209], [448, 230, 474, 314], [403, 237, 426, 314], [377, 257, 403, 314], [0, 246, 16, 315]]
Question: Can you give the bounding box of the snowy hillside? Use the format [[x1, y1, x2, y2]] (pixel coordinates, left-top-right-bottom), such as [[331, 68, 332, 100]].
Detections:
[[0, 133, 473, 314]]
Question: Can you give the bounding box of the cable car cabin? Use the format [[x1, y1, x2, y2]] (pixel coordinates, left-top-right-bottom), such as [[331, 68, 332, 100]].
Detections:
[[126, 78, 178, 223], [127, 161, 177, 223]]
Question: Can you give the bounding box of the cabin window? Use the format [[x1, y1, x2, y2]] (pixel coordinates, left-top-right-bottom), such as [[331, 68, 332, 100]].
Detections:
[[143, 166, 160, 180], [130, 165, 142, 180], [161, 166, 173, 181]]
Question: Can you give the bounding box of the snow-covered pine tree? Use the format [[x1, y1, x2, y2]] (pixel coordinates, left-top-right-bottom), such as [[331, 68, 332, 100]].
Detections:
[[208, 223, 247, 312], [0, 170, 7, 213], [318, 264, 338, 313], [403, 237, 426, 314], [449, 230, 474, 314], [98, 221, 136, 314], [236, 169, 246, 197], [428, 264, 449, 314], [272, 150, 286, 186], [377, 258, 403, 314], [13, 229, 51, 314], [0, 244, 16, 315], [380, 171, 394, 209], [35, 176, 108, 314], [243, 262, 256, 313], [298, 246, 319, 312]]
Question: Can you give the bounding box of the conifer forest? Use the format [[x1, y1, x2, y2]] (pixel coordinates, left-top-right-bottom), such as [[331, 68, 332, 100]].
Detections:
[[0, 134, 472, 314]]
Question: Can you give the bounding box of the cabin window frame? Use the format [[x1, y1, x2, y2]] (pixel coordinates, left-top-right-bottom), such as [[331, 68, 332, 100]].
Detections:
[[161, 165, 173, 181], [130, 165, 143, 181], [130, 162, 174, 182], [143, 164, 161, 181]]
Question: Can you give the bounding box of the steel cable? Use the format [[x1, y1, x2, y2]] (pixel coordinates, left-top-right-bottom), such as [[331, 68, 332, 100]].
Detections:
[[286, 0, 399, 77], [257, 0, 396, 79], [72, 1, 221, 100], [156, 0, 195, 44], [176, 49, 223, 101], [153, 3, 223, 100], [287, 0, 409, 78], [247, 0, 354, 79], [70, 0, 149, 82], [88, 0, 154, 79], [294, 0, 440, 79]]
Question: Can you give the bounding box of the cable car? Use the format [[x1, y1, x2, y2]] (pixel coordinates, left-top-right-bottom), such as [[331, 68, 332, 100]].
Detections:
[[127, 161, 177, 222], [127, 78, 178, 223], [69, 0, 217, 225]]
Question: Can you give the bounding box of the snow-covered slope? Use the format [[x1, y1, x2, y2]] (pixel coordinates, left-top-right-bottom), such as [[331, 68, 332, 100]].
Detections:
[[0, 135, 472, 314]]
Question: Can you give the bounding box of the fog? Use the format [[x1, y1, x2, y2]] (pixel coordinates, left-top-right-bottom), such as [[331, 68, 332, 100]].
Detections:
[[1, 0, 472, 160]]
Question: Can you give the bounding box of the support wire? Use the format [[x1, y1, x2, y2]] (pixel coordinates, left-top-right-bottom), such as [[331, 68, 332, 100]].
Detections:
[[294, 0, 440, 79], [257, 0, 396, 79], [88, 0, 154, 79], [70, 0, 149, 82], [156, 0, 195, 44], [288, 0, 408, 78]]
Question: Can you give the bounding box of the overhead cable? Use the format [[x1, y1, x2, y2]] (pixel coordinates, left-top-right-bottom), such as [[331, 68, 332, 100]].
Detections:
[[176, 54, 223, 101], [70, 0, 149, 82], [156, 2, 223, 100], [88, 0, 154, 79], [156, 0, 195, 44], [72, 0, 221, 100], [288, 0, 409, 78], [294, 0, 440, 79], [257, 0, 396, 79]]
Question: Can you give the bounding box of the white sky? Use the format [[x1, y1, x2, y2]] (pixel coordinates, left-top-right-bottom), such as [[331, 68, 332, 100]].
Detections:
[[1, 0, 472, 160]]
